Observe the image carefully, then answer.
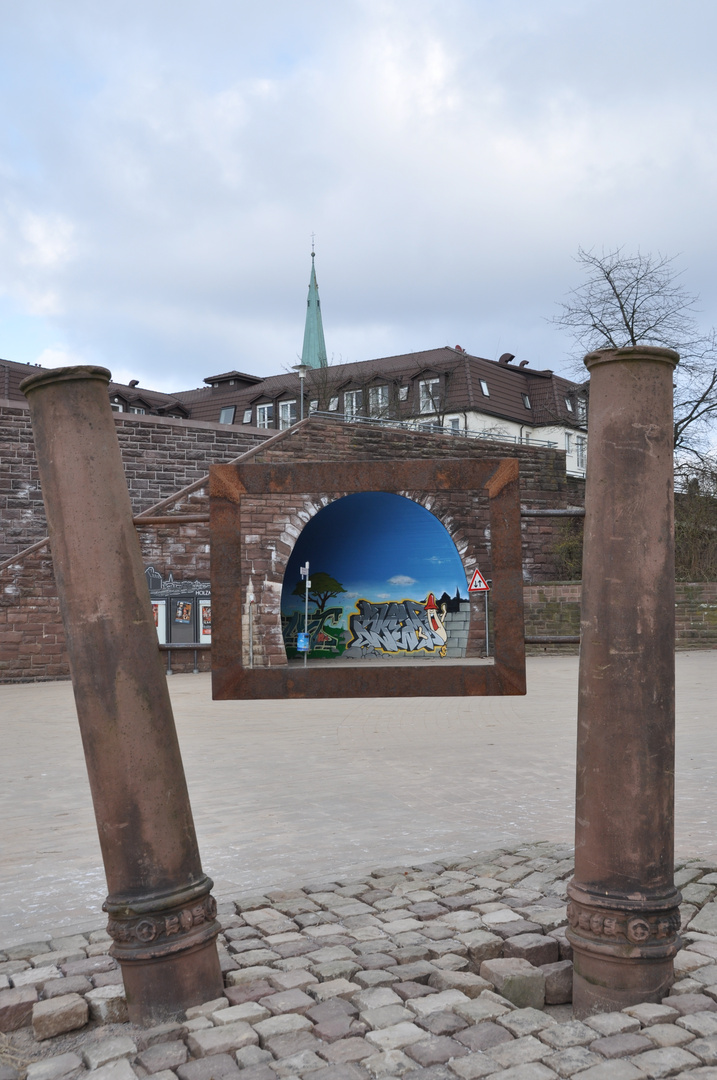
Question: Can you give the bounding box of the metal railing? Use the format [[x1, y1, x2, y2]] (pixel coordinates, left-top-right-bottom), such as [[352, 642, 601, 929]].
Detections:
[[308, 410, 559, 447], [158, 642, 210, 675]]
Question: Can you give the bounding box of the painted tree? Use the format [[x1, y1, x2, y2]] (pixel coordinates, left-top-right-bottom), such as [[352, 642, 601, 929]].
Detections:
[[292, 571, 346, 612]]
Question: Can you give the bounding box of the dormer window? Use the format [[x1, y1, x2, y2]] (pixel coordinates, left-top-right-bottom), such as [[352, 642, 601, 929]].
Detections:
[[129, 405, 146, 414], [479, 380, 490, 397], [219, 406, 236, 424], [577, 396, 587, 422], [110, 397, 124, 412], [242, 409, 252, 424], [344, 389, 362, 419], [256, 403, 273, 429], [368, 385, 388, 417], [399, 386, 409, 401], [565, 397, 574, 412], [522, 393, 531, 409], [419, 378, 440, 414]]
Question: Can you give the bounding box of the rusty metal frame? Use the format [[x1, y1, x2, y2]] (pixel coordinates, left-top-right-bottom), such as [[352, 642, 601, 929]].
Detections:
[[210, 458, 526, 699]]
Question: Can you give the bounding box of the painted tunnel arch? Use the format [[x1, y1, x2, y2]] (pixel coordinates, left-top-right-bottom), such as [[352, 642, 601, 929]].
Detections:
[[280, 491, 471, 660]]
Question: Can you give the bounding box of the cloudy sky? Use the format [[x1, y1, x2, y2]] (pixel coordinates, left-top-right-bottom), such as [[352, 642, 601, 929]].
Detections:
[[1, 0, 715, 392]]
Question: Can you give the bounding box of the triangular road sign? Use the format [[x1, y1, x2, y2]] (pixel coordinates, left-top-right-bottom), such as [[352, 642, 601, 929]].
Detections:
[[468, 568, 490, 592]]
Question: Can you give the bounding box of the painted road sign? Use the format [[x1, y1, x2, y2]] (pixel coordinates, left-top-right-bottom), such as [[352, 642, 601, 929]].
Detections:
[[468, 568, 490, 592]]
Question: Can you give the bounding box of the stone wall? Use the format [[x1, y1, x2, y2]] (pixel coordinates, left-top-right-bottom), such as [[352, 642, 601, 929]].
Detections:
[[523, 581, 717, 653], [0, 401, 267, 561], [0, 415, 584, 680]]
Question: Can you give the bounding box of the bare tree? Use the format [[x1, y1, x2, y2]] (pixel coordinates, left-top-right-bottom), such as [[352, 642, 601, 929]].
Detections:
[[553, 247, 717, 462]]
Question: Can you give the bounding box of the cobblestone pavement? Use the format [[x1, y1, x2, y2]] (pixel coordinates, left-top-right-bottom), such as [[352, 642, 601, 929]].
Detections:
[[1, 653, 716, 950], [5, 841, 717, 1079]]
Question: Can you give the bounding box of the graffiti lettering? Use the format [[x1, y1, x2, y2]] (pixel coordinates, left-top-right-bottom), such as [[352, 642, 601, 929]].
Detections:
[[282, 608, 343, 653], [348, 596, 447, 655]]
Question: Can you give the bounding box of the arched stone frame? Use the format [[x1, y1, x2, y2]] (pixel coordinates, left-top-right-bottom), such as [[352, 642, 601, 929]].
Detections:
[[210, 457, 524, 699]]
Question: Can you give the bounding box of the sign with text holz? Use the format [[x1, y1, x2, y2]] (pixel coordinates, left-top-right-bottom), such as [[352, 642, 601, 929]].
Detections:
[[209, 458, 525, 701]]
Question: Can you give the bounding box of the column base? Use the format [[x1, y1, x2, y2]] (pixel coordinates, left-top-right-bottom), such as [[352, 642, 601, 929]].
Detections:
[[119, 935, 223, 1026]]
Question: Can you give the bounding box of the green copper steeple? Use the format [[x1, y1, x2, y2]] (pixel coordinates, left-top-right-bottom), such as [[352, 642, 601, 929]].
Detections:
[[300, 251, 328, 369]]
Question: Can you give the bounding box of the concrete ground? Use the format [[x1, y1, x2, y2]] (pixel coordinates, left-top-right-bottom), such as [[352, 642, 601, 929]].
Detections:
[[1, 652, 715, 948]]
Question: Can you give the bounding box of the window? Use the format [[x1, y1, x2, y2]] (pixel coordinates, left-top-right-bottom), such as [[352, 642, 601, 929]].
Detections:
[[110, 398, 124, 412], [243, 409, 252, 424], [564, 397, 574, 413], [577, 396, 587, 423], [565, 432, 572, 454], [219, 406, 236, 424], [521, 393, 532, 409], [448, 417, 460, 432], [398, 386, 409, 401], [256, 403, 273, 429], [279, 400, 297, 429], [328, 396, 339, 412], [479, 380, 490, 397], [129, 405, 146, 414], [368, 385, 388, 417], [576, 436, 587, 469], [344, 389, 362, 419], [419, 378, 440, 414], [309, 399, 318, 413]]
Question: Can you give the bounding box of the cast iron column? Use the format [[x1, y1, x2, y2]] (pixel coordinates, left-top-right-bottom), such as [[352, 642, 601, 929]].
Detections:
[[568, 345, 682, 1016], [21, 366, 223, 1025]]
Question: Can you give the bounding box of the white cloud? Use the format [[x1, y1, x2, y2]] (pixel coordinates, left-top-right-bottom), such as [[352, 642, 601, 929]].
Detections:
[[388, 574, 416, 585], [0, 1, 716, 389]]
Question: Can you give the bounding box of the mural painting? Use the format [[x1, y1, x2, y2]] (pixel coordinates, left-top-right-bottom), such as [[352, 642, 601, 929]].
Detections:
[[280, 492, 470, 661]]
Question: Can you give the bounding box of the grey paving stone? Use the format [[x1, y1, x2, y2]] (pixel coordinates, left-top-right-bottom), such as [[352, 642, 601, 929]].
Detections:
[[404, 1037, 469, 1067], [238, 1067, 277, 1080], [235, 1046, 274, 1069], [273, 1050, 324, 1076], [260, 990, 316, 1016], [641, 1023, 696, 1048], [0, 985, 38, 1031], [85, 984, 128, 1023], [32, 994, 88, 1040], [42, 976, 92, 999], [26, 1054, 84, 1080], [254, 1013, 314, 1043], [478, 960, 544, 1011], [453, 998, 511, 1026], [226, 981, 276, 1005], [214, 1002, 272, 1026], [309, 979, 358, 1002], [81, 1063, 134, 1080], [485, 1035, 547, 1068], [663, 993, 717, 1015], [688, 902, 717, 935], [589, 1031, 653, 1058], [360, 1049, 415, 1077], [301, 1066, 368, 1080], [365, 1022, 428, 1051], [360, 1005, 414, 1029], [496, 1008, 555, 1039], [454, 1023, 514, 1053], [539, 961, 572, 1006], [427, 973, 489, 999], [689, 1035, 717, 1065], [317, 1039, 374, 1064], [677, 1012, 717, 1037], [408, 991, 470, 1018], [4, 942, 50, 961], [630, 1045, 701, 1075], [188, 1020, 260, 1057], [135, 1042, 189, 1074], [502, 938, 558, 967], [177, 1054, 242, 1080], [415, 1011, 468, 1037], [134, 1022, 184, 1050], [446, 1054, 501, 1078], [584, 1012, 641, 1037], [10, 964, 62, 989], [263, 1032, 321, 1059], [540, 1045, 603, 1077], [484, 1066, 555, 1080], [623, 1002, 681, 1026], [82, 1036, 138, 1069]]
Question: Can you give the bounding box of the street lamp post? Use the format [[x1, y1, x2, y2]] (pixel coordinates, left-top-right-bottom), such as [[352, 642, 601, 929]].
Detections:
[[293, 363, 308, 422]]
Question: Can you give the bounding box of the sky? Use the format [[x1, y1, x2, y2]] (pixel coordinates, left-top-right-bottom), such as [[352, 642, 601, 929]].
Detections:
[[1, 1, 716, 393], [281, 493, 468, 619]]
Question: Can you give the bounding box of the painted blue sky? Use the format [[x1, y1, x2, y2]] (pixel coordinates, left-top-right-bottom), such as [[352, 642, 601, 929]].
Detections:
[[282, 493, 469, 617], [1, 2, 717, 393]]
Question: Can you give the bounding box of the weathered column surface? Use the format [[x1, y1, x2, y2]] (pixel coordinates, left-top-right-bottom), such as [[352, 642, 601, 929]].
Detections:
[[21, 366, 223, 1025], [568, 345, 682, 1016]]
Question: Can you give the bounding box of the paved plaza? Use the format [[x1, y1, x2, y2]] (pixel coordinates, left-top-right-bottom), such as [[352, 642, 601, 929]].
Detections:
[[1, 652, 716, 949]]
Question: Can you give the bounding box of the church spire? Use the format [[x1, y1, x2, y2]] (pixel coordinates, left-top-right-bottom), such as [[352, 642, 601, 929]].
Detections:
[[300, 248, 328, 369]]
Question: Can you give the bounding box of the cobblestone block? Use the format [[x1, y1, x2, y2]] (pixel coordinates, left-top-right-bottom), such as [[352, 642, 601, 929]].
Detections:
[[589, 1031, 653, 1058], [496, 1007, 555, 1039], [10, 965, 61, 989], [226, 982, 275, 1005], [539, 960, 572, 1005], [632, 1045, 701, 1074], [317, 1038, 374, 1064], [404, 1035, 469, 1067], [361, 1050, 415, 1076], [486, 1033, 547, 1068], [360, 1005, 414, 1029], [0, 986, 37, 1031], [565, 1062, 646, 1080], [478, 960, 544, 1010], [262, 1031, 320, 1059], [663, 992, 717, 1014], [415, 1011, 467, 1037], [84, 984, 128, 1023], [688, 1034, 717, 1064], [226, 968, 276, 987], [540, 1045, 602, 1077], [82, 1036, 138, 1070], [641, 1022, 695, 1048], [502, 936, 558, 967], [584, 1012, 641, 1036], [177, 1054, 241, 1080], [688, 902, 717, 935], [269, 971, 319, 992], [134, 1042, 189, 1074], [26, 1054, 84, 1080], [61, 955, 116, 978], [453, 996, 511, 1025], [188, 1020, 260, 1057], [4, 943, 50, 962], [677, 1010, 717, 1037], [365, 1022, 427, 1051], [426, 973, 489, 998], [447, 1052, 502, 1078], [273, 1049, 324, 1076], [254, 1013, 313, 1043], [454, 1022, 513, 1052], [457, 932, 502, 966], [84, 1061, 136, 1080], [32, 994, 88, 1040], [42, 976, 92, 999]]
